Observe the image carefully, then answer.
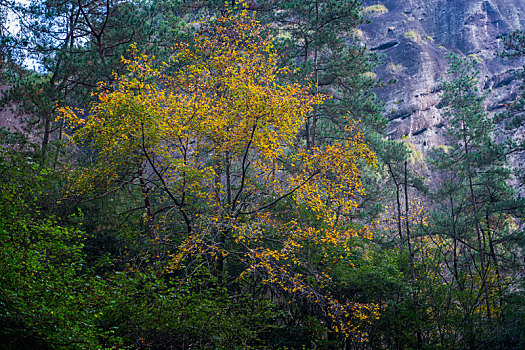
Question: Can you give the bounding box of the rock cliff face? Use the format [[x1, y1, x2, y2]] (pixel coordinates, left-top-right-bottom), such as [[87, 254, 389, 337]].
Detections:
[[360, 0, 525, 152]]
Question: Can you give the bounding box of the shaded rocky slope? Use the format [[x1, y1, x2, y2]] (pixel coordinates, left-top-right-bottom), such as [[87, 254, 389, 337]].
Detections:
[[360, 0, 525, 151]]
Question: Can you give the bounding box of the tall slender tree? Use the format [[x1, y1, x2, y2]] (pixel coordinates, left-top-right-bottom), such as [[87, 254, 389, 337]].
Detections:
[[430, 54, 525, 344], [269, 0, 384, 148], [498, 29, 525, 187], [1, 0, 186, 156]]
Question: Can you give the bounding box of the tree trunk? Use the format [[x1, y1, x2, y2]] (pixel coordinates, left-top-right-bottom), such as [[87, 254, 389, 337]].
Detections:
[[140, 176, 158, 261]]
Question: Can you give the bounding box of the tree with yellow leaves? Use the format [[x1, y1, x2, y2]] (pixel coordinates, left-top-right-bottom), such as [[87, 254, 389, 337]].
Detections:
[[60, 7, 378, 342]]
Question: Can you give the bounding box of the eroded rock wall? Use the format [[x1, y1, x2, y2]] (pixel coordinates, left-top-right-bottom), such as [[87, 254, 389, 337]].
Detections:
[[361, 0, 525, 152]]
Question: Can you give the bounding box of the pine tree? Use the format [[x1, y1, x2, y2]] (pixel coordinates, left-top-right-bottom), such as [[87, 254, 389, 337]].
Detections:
[[269, 0, 384, 148], [430, 54, 525, 344], [498, 29, 525, 187], [1, 0, 186, 156]]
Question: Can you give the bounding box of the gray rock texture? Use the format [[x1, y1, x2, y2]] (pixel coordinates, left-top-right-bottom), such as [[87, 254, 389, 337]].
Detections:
[[360, 0, 525, 153], [0, 85, 28, 135]]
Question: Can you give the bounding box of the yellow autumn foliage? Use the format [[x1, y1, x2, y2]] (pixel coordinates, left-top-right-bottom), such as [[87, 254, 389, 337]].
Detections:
[[59, 8, 378, 339]]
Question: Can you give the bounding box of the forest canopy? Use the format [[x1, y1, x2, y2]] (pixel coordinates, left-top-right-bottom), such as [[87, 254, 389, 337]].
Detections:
[[0, 1, 524, 349]]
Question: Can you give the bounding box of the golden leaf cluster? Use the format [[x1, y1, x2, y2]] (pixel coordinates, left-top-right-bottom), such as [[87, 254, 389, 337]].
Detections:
[[59, 8, 378, 338]]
